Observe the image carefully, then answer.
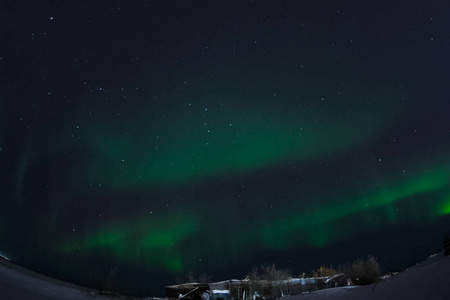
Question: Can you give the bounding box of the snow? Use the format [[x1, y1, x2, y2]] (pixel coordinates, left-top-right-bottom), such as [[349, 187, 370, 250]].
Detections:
[[288, 252, 450, 300], [212, 290, 230, 294], [0, 257, 115, 300]]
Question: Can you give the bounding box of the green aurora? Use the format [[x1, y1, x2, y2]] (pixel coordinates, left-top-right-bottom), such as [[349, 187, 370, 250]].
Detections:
[[61, 210, 200, 272], [52, 85, 449, 275], [60, 155, 450, 272], [2, 1, 450, 296], [258, 160, 450, 249], [67, 86, 402, 190]]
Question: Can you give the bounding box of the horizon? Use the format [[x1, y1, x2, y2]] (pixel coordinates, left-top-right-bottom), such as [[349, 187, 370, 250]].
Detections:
[[1, 250, 448, 298]]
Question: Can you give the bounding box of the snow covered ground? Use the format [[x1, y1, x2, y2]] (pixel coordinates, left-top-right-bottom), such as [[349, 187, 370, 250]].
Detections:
[[1, 253, 450, 299], [0, 257, 121, 299], [289, 252, 450, 300]]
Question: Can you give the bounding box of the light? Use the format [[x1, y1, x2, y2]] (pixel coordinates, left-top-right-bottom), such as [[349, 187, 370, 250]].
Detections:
[[0, 252, 10, 261]]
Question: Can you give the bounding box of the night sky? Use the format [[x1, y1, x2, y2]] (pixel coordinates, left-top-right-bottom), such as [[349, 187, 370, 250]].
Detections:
[[1, 0, 450, 297]]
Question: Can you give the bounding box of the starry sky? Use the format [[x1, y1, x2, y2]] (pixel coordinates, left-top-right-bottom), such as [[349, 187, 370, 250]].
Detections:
[[1, 0, 450, 297]]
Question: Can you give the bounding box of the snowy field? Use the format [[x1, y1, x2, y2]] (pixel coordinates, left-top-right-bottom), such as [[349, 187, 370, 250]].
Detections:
[[1, 253, 450, 299], [0, 257, 127, 300], [289, 252, 450, 300]]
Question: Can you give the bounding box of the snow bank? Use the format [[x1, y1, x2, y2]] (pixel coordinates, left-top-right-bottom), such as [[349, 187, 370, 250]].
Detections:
[[288, 252, 450, 300], [0, 257, 111, 300]]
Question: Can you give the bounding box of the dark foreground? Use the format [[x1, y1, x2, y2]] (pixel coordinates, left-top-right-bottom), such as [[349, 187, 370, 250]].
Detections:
[[0, 257, 138, 300], [1, 253, 450, 300]]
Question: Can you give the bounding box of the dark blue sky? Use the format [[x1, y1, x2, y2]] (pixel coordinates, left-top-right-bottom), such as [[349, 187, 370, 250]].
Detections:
[[1, 1, 449, 297]]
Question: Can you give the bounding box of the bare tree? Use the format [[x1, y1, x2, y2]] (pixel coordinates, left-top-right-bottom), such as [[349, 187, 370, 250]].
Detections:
[[248, 263, 291, 281], [247, 264, 292, 299], [181, 271, 212, 283], [344, 256, 380, 285]]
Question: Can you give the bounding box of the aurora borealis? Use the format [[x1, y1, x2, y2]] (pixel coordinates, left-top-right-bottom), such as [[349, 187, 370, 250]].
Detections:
[[1, 1, 450, 297]]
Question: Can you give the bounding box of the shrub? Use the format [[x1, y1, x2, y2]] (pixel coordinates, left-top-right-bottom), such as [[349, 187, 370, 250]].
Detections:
[[248, 264, 292, 299], [177, 271, 211, 284], [345, 256, 380, 285], [248, 263, 292, 281]]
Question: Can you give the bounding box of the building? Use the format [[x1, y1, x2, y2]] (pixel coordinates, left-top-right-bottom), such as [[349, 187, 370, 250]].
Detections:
[[165, 276, 339, 300]]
